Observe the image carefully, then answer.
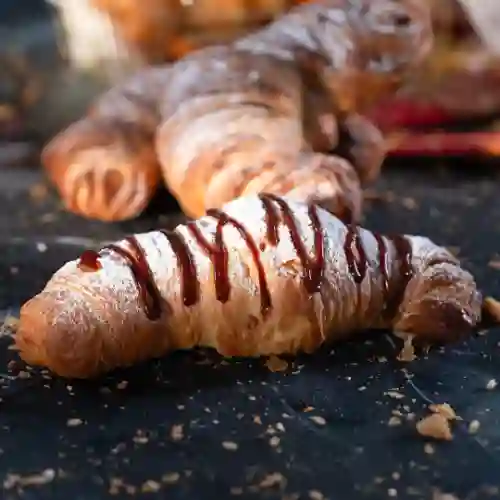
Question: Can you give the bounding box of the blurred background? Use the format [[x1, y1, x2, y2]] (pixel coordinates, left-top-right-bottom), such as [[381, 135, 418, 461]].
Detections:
[[2, 0, 500, 176]]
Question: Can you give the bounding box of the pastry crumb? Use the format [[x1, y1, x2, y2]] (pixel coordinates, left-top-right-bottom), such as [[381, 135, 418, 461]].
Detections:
[[468, 420, 480, 434], [483, 296, 500, 322], [170, 424, 184, 441], [388, 416, 402, 427], [3, 469, 55, 489], [486, 379, 497, 390], [309, 415, 327, 426], [36, 242, 48, 253], [386, 391, 405, 400], [309, 490, 325, 500], [429, 403, 457, 421], [432, 490, 460, 500], [161, 472, 180, 484], [66, 418, 83, 427], [141, 480, 161, 493], [488, 258, 500, 270], [265, 355, 288, 372], [397, 335, 416, 362], [1, 316, 19, 337], [401, 197, 418, 210], [416, 414, 453, 441], [424, 443, 435, 455], [222, 440, 239, 451], [259, 472, 286, 489], [269, 436, 280, 448]]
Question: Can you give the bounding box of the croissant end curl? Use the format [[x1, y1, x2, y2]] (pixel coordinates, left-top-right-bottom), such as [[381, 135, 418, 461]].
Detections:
[[16, 195, 481, 379], [42, 0, 433, 222]]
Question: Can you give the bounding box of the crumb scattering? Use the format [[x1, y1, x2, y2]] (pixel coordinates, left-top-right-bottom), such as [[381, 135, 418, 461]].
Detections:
[[416, 414, 453, 441], [3, 469, 55, 489], [386, 391, 405, 400]]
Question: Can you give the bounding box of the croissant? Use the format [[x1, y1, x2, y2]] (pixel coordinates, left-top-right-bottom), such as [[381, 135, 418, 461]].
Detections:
[[42, 0, 433, 223], [16, 194, 481, 379]]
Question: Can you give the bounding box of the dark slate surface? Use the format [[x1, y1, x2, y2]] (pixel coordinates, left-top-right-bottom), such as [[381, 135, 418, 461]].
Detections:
[[0, 161, 500, 500]]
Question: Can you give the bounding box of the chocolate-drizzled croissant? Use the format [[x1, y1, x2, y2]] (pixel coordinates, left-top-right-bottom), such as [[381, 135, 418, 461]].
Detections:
[[16, 194, 481, 379], [42, 0, 433, 222]]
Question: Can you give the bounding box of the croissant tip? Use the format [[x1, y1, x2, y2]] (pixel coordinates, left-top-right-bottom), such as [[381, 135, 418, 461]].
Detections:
[[16, 297, 103, 379], [15, 301, 50, 369], [395, 298, 479, 344]]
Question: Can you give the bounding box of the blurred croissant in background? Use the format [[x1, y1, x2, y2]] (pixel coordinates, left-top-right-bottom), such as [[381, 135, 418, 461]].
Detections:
[[42, 0, 433, 222], [90, 0, 500, 121]]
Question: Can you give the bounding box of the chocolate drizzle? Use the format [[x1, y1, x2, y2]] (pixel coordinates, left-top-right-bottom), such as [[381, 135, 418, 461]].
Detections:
[[159, 230, 199, 307], [373, 233, 389, 300], [384, 233, 414, 317], [75, 194, 414, 323], [344, 224, 368, 284], [76, 238, 163, 320], [188, 208, 272, 316], [342, 225, 414, 315], [104, 237, 163, 321], [259, 193, 325, 294]]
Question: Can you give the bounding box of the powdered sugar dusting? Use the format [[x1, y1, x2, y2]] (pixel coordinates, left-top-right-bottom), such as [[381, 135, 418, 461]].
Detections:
[[29, 195, 466, 356]]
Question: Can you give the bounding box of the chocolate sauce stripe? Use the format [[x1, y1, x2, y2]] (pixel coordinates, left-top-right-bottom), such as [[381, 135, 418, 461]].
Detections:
[[259, 193, 325, 295], [342, 226, 414, 316], [75, 196, 414, 324]]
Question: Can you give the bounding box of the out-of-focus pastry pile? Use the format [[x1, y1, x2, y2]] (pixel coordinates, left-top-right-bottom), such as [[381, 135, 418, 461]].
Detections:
[[91, 0, 500, 159], [2, 0, 500, 168]]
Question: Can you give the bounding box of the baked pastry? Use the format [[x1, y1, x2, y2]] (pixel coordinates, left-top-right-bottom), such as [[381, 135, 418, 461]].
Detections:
[[16, 194, 481, 378], [42, 0, 433, 222]]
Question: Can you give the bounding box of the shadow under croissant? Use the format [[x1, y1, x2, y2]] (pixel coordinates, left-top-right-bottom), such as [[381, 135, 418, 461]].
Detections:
[[0, 326, 487, 402]]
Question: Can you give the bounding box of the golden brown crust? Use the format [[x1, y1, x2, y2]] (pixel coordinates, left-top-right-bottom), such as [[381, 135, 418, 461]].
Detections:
[[15, 195, 481, 379], [43, 118, 161, 221]]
